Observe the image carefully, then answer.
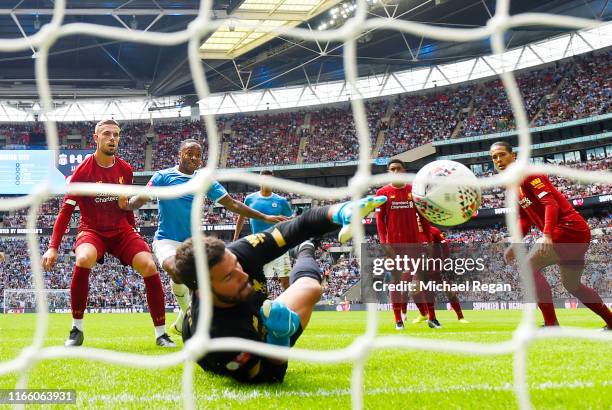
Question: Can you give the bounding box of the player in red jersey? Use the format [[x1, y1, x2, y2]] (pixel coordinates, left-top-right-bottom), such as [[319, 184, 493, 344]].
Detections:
[[414, 223, 469, 325], [490, 141, 611, 330], [42, 119, 176, 347], [376, 159, 434, 330]]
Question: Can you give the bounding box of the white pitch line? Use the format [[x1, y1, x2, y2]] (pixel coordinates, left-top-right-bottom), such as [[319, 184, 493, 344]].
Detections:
[[80, 380, 612, 405]]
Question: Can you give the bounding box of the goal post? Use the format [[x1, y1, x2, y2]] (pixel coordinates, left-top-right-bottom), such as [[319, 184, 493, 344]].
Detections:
[[3, 289, 70, 314]]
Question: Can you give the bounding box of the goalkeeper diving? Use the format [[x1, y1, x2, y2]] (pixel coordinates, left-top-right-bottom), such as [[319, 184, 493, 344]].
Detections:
[[175, 196, 386, 383]]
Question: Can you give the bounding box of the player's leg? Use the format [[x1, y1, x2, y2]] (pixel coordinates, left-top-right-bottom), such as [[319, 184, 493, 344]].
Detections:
[[274, 242, 322, 331], [278, 253, 291, 290], [445, 291, 468, 322], [410, 270, 429, 324], [114, 231, 176, 347], [65, 232, 104, 347], [152, 239, 189, 335], [527, 246, 561, 326], [559, 264, 612, 329]]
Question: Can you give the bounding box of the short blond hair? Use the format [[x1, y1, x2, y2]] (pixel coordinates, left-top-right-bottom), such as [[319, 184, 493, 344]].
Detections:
[[95, 119, 120, 135]]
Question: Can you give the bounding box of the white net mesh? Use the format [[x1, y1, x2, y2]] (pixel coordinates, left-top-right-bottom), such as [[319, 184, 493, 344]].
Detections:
[[0, 1, 610, 409]]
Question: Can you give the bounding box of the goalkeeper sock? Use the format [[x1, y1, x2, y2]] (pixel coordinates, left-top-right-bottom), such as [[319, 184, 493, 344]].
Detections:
[[70, 266, 90, 320], [171, 280, 190, 314], [289, 242, 322, 285]]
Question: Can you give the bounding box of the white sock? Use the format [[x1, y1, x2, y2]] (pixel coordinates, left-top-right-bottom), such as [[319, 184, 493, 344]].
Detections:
[[72, 319, 84, 331], [154, 325, 166, 338], [171, 281, 191, 314]]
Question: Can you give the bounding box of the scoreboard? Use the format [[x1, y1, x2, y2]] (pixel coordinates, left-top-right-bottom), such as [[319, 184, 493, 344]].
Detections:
[[0, 150, 67, 195]]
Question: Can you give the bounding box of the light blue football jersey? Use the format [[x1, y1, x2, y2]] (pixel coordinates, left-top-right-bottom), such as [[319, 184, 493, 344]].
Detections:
[[148, 167, 228, 242], [244, 191, 293, 234]]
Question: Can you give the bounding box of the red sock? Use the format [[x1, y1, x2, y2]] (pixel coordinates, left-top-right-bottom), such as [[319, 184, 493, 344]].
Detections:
[[413, 292, 428, 316], [70, 266, 90, 319], [144, 274, 166, 326], [569, 284, 612, 328], [533, 270, 558, 326], [401, 303, 407, 314], [392, 303, 403, 323], [447, 294, 464, 320], [424, 291, 436, 320]]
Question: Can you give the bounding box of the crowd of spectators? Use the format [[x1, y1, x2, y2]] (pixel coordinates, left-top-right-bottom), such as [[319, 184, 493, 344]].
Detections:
[[1, 52, 610, 165], [460, 67, 560, 137], [533, 51, 611, 126], [379, 87, 472, 155]]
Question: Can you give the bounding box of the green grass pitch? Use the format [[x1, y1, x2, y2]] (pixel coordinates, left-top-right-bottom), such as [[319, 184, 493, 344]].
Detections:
[[0, 310, 610, 409]]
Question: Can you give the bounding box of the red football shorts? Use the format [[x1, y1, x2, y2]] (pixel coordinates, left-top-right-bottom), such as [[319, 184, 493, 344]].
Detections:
[[74, 228, 151, 266], [551, 219, 591, 268]]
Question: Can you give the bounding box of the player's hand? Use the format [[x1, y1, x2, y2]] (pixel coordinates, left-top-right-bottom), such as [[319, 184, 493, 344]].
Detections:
[[503, 245, 515, 264], [42, 248, 58, 271], [535, 235, 553, 258], [117, 196, 129, 210], [260, 300, 300, 346], [264, 215, 289, 224], [382, 244, 395, 258]]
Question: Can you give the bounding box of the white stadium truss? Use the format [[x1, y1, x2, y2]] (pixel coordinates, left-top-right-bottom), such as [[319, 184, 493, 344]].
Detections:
[[0, 21, 610, 121], [0, 1, 610, 409]]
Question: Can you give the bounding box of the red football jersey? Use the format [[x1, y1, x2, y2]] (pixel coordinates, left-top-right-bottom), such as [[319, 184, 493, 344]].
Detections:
[[518, 174, 587, 236], [375, 184, 432, 244], [66, 155, 135, 233]]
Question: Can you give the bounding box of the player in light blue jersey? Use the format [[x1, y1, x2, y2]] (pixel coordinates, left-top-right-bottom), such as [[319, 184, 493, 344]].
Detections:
[[234, 170, 294, 289], [126, 139, 288, 334]]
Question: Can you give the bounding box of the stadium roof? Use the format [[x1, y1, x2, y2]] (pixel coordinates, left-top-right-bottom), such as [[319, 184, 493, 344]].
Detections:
[[0, 0, 609, 99]]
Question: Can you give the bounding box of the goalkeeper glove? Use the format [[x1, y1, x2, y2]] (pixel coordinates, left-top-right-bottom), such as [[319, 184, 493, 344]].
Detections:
[[260, 300, 301, 347]]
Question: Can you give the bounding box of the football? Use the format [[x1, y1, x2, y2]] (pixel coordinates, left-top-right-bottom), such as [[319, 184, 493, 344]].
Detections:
[[412, 160, 481, 226]]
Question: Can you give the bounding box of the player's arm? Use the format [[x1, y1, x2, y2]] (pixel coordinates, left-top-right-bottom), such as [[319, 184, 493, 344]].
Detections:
[[43, 197, 76, 271], [218, 195, 288, 225], [374, 191, 388, 244], [123, 174, 157, 211], [504, 202, 535, 263], [233, 214, 247, 241]]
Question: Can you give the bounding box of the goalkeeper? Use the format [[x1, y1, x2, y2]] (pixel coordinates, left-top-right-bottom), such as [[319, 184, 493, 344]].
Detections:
[[175, 196, 386, 383]]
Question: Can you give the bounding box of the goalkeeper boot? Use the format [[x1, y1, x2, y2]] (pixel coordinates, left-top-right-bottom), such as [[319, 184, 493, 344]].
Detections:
[[64, 326, 84, 347], [427, 318, 442, 329], [156, 333, 177, 348], [170, 311, 184, 336], [458, 318, 470, 324], [331, 196, 387, 243]]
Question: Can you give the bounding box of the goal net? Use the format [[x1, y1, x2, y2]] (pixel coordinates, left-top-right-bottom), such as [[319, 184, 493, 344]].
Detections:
[[0, 1, 610, 409], [3, 289, 70, 314]]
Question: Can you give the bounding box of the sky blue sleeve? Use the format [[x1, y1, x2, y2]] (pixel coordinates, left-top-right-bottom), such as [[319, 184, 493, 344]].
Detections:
[[281, 197, 293, 217], [244, 193, 253, 207], [206, 181, 229, 203], [148, 171, 163, 187]]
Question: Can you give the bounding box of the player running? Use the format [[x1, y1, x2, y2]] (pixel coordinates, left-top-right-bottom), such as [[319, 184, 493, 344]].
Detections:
[[42, 119, 176, 348], [176, 196, 386, 383], [233, 170, 294, 289], [375, 159, 436, 330], [125, 139, 288, 335], [490, 141, 612, 329]]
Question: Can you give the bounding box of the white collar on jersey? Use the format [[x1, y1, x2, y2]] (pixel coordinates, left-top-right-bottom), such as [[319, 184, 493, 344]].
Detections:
[[174, 166, 197, 178]]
